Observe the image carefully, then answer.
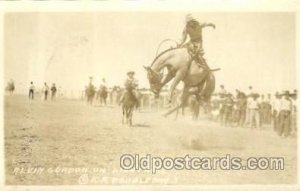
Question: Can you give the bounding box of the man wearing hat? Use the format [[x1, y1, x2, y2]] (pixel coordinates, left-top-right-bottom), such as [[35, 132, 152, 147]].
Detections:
[[50, 83, 57, 100], [290, 89, 297, 135], [29, 81, 35, 100], [278, 91, 292, 137], [179, 14, 215, 68], [247, 93, 260, 129], [124, 71, 138, 89], [119, 71, 139, 107], [43, 82, 49, 101], [218, 85, 227, 98], [222, 93, 234, 127], [235, 90, 247, 127], [271, 92, 281, 132], [100, 78, 107, 89]]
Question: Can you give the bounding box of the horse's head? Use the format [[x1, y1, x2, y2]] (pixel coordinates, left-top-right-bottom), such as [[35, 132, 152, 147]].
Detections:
[[144, 66, 163, 98]]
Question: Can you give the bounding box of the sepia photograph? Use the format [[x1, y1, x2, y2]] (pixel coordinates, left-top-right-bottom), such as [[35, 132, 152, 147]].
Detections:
[[1, 1, 299, 190]]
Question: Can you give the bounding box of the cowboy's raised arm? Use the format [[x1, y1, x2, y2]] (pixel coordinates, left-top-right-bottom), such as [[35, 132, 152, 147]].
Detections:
[[200, 22, 216, 29]]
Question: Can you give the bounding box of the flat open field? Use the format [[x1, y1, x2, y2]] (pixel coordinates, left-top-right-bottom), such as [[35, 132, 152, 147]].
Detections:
[[4, 95, 297, 185]]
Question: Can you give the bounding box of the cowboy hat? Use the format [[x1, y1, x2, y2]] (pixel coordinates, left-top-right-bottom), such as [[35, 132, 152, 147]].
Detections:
[[185, 14, 195, 23], [127, 71, 135, 76]]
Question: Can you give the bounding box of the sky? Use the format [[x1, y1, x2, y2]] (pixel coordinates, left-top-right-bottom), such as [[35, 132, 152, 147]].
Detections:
[[4, 12, 296, 95]]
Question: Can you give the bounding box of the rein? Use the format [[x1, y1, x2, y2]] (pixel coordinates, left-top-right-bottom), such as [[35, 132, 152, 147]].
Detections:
[[150, 48, 178, 67], [155, 39, 179, 56], [150, 38, 179, 67]]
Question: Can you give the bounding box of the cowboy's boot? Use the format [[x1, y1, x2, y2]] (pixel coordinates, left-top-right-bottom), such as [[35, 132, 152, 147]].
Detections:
[[196, 54, 209, 69]]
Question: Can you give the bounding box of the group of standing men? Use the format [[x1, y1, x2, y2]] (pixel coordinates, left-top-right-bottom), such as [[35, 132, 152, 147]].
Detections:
[[29, 82, 57, 101], [213, 85, 297, 137]]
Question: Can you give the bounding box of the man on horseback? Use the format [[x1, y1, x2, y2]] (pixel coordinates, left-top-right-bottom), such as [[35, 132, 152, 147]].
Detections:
[[99, 78, 108, 95], [119, 71, 140, 107], [86, 77, 96, 104], [98, 78, 108, 105], [179, 14, 215, 69], [124, 71, 138, 90], [100, 78, 107, 90]]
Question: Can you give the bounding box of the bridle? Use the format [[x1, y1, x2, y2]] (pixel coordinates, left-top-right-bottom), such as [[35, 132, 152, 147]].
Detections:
[[147, 69, 163, 94]]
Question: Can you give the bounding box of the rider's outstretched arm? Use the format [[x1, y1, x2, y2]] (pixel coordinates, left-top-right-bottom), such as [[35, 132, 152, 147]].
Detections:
[[200, 22, 216, 29]]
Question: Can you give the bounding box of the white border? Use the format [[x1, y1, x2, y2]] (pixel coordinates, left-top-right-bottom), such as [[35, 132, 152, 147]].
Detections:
[[0, 0, 299, 190]]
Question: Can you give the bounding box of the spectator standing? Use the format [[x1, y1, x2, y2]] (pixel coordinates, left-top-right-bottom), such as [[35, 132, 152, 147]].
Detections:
[[218, 85, 227, 97], [265, 94, 272, 124], [51, 83, 57, 100], [277, 91, 292, 137], [271, 92, 281, 132], [246, 86, 254, 96], [29, 81, 35, 100], [236, 91, 247, 127], [43, 82, 49, 101], [221, 93, 234, 127], [290, 90, 297, 136], [247, 94, 260, 129]]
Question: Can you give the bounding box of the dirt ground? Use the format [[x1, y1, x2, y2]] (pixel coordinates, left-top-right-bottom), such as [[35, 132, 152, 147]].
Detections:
[[4, 95, 297, 185]]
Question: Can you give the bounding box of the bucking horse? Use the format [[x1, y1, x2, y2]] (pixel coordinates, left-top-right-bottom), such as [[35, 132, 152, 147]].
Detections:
[[144, 46, 218, 117]]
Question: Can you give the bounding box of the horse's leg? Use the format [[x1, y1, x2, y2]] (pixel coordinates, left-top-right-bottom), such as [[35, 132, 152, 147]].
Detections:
[[129, 107, 133, 126], [181, 86, 190, 118], [123, 106, 128, 125], [164, 86, 189, 118], [122, 106, 125, 124], [175, 104, 179, 120], [167, 71, 185, 103], [125, 107, 129, 125], [198, 72, 215, 102], [126, 107, 130, 125], [195, 102, 200, 120], [163, 104, 182, 117], [127, 107, 133, 126], [160, 70, 175, 87]]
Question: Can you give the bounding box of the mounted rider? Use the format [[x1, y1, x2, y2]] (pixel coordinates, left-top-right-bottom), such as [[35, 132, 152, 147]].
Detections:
[[124, 71, 138, 90], [99, 78, 107, 91], [120, 71, 140, 107], [179, 14, 215, 68]]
